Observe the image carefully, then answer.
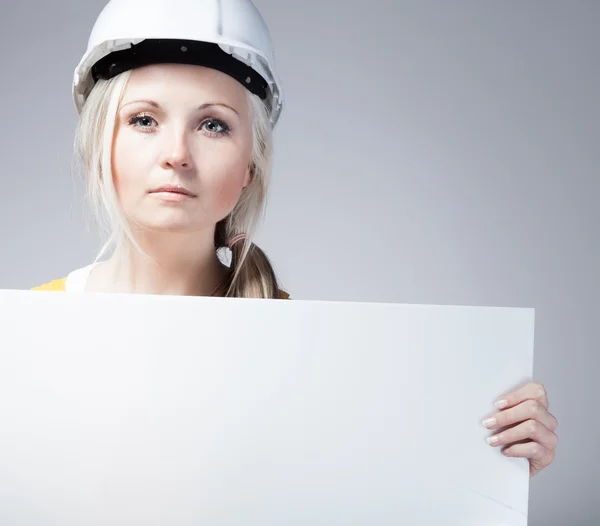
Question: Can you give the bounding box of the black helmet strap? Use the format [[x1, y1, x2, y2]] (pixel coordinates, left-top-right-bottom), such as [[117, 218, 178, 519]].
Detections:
[[92, 38, 269, 100]]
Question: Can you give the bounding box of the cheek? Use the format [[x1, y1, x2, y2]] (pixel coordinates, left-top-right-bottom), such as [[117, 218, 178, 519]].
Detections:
[[111, 131, 149, 203], [200, 147, 252, 214]]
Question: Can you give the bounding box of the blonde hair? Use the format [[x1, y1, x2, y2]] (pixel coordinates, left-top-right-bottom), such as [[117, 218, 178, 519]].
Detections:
[[74, 69, 283, 298]]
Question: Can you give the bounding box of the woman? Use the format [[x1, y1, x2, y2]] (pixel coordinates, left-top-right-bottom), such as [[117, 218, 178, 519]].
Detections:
[[32, 0, 558, 477]]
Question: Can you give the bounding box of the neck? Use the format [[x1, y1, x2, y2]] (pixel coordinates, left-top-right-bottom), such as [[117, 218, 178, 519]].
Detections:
[[103, 229, 229, 296]]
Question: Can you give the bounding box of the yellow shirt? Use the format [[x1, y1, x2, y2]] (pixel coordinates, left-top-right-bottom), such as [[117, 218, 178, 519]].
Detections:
[[31, 277, 290, 299], [31, 278, 68, 292]]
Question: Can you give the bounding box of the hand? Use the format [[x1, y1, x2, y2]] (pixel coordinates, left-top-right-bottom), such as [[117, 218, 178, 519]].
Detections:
[[482, 382, 558, 477]]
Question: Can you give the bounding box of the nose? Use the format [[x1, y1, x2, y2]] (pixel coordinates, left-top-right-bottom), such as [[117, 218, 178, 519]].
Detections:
[[160, 128, 194, 172]]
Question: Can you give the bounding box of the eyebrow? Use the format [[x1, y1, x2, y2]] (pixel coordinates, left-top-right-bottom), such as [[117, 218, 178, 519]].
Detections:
[[119, 100, 239, 115]]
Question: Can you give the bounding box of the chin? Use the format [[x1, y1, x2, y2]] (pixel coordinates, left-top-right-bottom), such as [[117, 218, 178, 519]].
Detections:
[[146, 222, 197, 233], [131, 211, 207, 234]]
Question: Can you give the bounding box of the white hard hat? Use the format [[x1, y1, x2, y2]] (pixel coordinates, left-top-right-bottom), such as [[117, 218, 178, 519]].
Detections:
[[72, 0, 284, 126]]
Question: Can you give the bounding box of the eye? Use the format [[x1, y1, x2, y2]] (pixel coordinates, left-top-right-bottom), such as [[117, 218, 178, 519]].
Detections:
[[200, 118, 230, 136], [128, 113, 157, 130]]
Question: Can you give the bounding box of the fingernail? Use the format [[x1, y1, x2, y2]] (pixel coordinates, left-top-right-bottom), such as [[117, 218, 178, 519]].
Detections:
[[482, 417, 497, 428], [495, 399, 508, 410], [487, 434, 500, 445]]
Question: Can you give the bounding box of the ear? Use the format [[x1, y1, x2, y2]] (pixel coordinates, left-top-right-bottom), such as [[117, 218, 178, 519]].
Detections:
[[242, 165, 252, 188]]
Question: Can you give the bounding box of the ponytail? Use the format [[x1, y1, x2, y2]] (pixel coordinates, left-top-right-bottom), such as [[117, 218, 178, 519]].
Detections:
[[213, 220, 283, 299]]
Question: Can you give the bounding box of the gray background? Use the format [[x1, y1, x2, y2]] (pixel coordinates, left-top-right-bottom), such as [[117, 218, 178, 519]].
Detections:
[[1, 0, 598, 524]]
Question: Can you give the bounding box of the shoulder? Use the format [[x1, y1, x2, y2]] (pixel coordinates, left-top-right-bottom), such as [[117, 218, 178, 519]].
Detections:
[[30, 275, 289, 297], [30, 263, 95, 293], [31, 277, 68, 292]]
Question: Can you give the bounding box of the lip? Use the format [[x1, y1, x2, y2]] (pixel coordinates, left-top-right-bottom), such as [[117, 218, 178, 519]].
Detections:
[[149, 184, 197, 197]]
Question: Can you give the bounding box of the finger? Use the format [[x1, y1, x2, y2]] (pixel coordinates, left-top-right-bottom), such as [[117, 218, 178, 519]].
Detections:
[[482, 399, 558, 432], [486, 419, 559, 451], [494, 381, 549, 411], [501, 441, 555, 471]]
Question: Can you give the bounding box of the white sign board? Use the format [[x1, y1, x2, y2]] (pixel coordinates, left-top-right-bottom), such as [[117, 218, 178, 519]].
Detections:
[[0, 290, 534, 525]]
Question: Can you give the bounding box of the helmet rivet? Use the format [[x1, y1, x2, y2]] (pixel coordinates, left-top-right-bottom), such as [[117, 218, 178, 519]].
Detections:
[[245, 77, 251, 83], [181, 46, 188, 52]]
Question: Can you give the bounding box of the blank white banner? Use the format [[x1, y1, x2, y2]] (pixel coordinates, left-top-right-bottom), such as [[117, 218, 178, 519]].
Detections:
[[0, 290, 534, 525]]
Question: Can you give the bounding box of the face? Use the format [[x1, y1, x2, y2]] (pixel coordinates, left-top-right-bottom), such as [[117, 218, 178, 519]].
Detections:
[[111, 63, 253, 234]]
